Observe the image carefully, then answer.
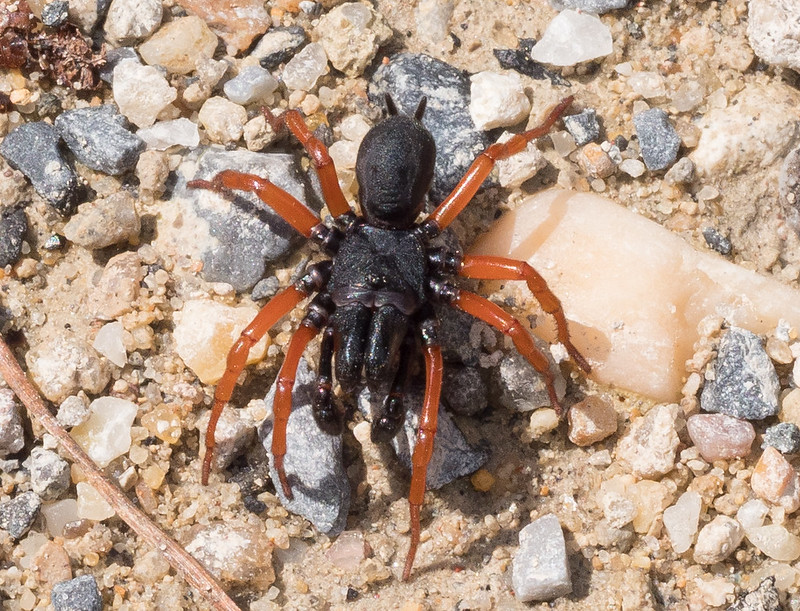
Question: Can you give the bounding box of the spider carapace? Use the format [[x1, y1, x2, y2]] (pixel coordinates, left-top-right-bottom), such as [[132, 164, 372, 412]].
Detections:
[[188, 94, 590, 581]]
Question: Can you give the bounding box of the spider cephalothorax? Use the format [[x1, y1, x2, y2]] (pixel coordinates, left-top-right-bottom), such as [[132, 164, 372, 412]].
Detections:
[[188, 94, 590, 582]]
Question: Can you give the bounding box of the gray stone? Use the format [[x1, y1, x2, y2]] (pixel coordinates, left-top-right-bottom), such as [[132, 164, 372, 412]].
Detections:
[[436, 305, 483, 367], [762, 422, 800, 454], [52, 575, 102, 611], [494, 350, 564, 412], [701, 327, 780, 420], [0, 491, 41, 539], [172, 147, 323, 292], [63, 192, 140, 249], [442, 365, 488, 416], [0, 206, 28, 267], [512, 514, 572, 602], [548, 0, 629, 14], [251, 26, 307, 71], [25, 447, 70, 500], [359, 385, 488, 490], [55, 105, 145, 175], [99, 47, 139, 84], [726, 576, 781, 611], [41, 1, 69, 27], [664, 157, 695, 184], [0, 122, 79, 215], [563, 108, 600, 146], [702, 227, 733, 256], [0, 389, 25, 458], [633, 108, 681, 171], [259, 358, 350, 535], [369, 53, 492, 204]]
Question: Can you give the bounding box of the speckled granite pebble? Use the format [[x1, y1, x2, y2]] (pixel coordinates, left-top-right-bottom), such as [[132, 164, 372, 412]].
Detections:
[[0, 491, 41, 539], [51, 575, 102, 611], [0, 206, 28, 267], [633, 108, 681, 171]]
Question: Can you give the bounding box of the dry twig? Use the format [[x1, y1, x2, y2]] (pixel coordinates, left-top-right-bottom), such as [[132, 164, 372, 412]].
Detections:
[[0, 335, 241, 611]]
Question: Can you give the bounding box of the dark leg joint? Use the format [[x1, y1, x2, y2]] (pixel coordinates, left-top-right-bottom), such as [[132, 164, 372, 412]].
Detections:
[[295, 260, 332, 294]]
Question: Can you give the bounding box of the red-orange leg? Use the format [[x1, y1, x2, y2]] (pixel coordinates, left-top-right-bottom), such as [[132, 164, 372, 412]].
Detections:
[[272, 322, 321, 499], [459, 255, 591, 373], [454, 290, 564, 415], [187, 169, 321, 238], [281, 110, 352, 219], [202, 285, 307, 485], [426, 96, 574, 232], [403, 344, 443, 582]]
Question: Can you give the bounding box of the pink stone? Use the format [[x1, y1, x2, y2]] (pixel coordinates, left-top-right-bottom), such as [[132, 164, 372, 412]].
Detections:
[[325, 531, 368, 571], [686, 414, 755, 462], [568, 396, 618, 446], [177, 0, 270, 54], [751, 446, 800, 513]]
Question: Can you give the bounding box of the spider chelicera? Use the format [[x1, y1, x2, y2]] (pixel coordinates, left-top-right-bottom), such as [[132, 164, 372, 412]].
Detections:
[[188, 94, 590, 581]]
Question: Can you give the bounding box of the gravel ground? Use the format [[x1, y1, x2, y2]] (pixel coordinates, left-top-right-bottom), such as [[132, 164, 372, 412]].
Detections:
[[2, 0, 800, 609]]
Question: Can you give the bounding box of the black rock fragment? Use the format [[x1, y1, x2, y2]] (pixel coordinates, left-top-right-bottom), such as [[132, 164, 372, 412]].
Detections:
[[0, 206, 28, 267], [493, 39, 570, 87]]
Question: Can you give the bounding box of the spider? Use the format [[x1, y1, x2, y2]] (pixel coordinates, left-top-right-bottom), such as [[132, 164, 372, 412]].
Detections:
[[188, 94, 590, 581]]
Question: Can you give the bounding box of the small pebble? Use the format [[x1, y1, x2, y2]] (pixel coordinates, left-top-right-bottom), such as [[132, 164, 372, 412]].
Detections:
[[616, 403, 680, 479], [63, 192, 140, 250], [686, 413, 755, 462], [175, 0, 270, 55], [442, 365, 488, 416], [671, 80, 705, 113], [627, 71, 667, 99], [26, 447, 70, 500], [630, 480, 672, 533], [57, 394, 91, 428], [664, 157, 695, 185], [198, 97, 248, 145], [633, 108, 681, 171], [469, 71, 531, 131], [31, 539, 72, 587], [618, 158, 646, 178], [137, 118, 201, 150], [0, 389, 25, 457], [746, 524, 800, 561], [41, 499, 80, 537], [550, 131, 577, 157], [576, 143, 616, 179], [512, 514, 571, 602], [315, 3, 392, 78], [748, 0, 800, 72], [495, 350, 564, 413], [251, 26, 306, 70], [470, 469, 495, 492], [493, 39, 570, 87], [495, 132, 546, 188], [763, 422, 800, 454], [750, 446, 800, 513], [727, 577, 781, 611], [0, 206, 27, 268], [662, 490, 701, 554], [325, 531, 367, 571], [112, 59, 178, 129], [92, 321, 127, 368], [0, 491, 41, 539], [196, 406, 255, 471], [136, 151, 170, 197], [41, 1, 69, 27], [173, 299, 268, 384], [25, 334, 110, 403], [55, 105, 144, 175], [138, 16, 218, 75], [737, 498, 769, 531], [530, 10, 613, 66], [702, 227, 733, 255], [693, 515, 744, 564], [529, 408, 560, 438], [76, 481, 114, 521], [224, 66, 279, 106], [0, 122, 78, 215], [51, 575, 102, 611], [701, 327, 780, 420], [104, 0, 162, 45], [563, 109, 600, 146], [186, 521, 275, 587], [70, 397, 138, 467], [282, 42, 329, 92], [567, 396, 617, 446], [90, 252, 144, 320]]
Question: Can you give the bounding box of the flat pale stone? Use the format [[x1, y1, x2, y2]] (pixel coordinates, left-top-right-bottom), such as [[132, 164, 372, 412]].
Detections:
[[663, 490, 702, 554], [76, 482, 114, 521], [70, 397, 138, 467], [173, 299, 269, 384], [470, 189, 800, 402], [529, 10, 613, 66], [746, 524, 800, 561], [512, 514, 572, 602], [693, 515, 744, 564], [139, 16, 218, 75]]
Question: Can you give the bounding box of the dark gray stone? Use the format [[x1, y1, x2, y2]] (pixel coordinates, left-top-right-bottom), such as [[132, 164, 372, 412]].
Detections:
[[0, 122, 79, 214], [493, 40, 570, 87], [359, 385, 488, 490], [436, 305, 483, 366], [563, 109, 600, 146], [762, 422, 800, 454], [174, 147, 323, 292], [259, 358, 350, 535], [700, 327, 780, 420], [253, 26, 307, 70], [633, 108, 681, 171], [41, 0, 69, 26], [726, 576, 781, 611], [0, 491, 41, 539], [442, 365, 488, 416], [703, 227, 733, 256], [55, 105, 145, 175], [549, 0, 629, 12], [369, 53, 492, 204], [99, 47, 139, 84], [0, 206, 27, 267], [52, 575, 103, 611], [25, 447, 71, 500]]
